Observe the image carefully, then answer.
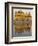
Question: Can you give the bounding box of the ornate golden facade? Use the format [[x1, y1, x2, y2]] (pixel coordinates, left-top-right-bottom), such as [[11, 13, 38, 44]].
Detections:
[[14, 11, 32, 33]]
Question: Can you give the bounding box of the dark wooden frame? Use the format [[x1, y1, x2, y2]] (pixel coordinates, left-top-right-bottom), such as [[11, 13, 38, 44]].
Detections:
[[5, 2, 37, 44]]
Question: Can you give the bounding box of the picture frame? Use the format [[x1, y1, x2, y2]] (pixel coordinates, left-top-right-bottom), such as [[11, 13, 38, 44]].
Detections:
[[5, 2, 37, 44]]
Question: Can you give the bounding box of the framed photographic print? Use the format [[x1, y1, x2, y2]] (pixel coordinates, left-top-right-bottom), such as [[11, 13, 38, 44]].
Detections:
[[5, 2, 37, 44]]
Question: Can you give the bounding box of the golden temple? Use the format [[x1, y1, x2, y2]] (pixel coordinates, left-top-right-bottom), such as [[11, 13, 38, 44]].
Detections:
[[14, 11, 32, 33]]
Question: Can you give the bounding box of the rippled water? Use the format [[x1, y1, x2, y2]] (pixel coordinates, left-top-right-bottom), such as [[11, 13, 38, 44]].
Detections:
[[12, 30, 32, 37]]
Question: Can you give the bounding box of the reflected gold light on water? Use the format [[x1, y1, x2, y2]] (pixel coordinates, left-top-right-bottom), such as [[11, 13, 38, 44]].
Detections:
[[14, 11, 32, 33]]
